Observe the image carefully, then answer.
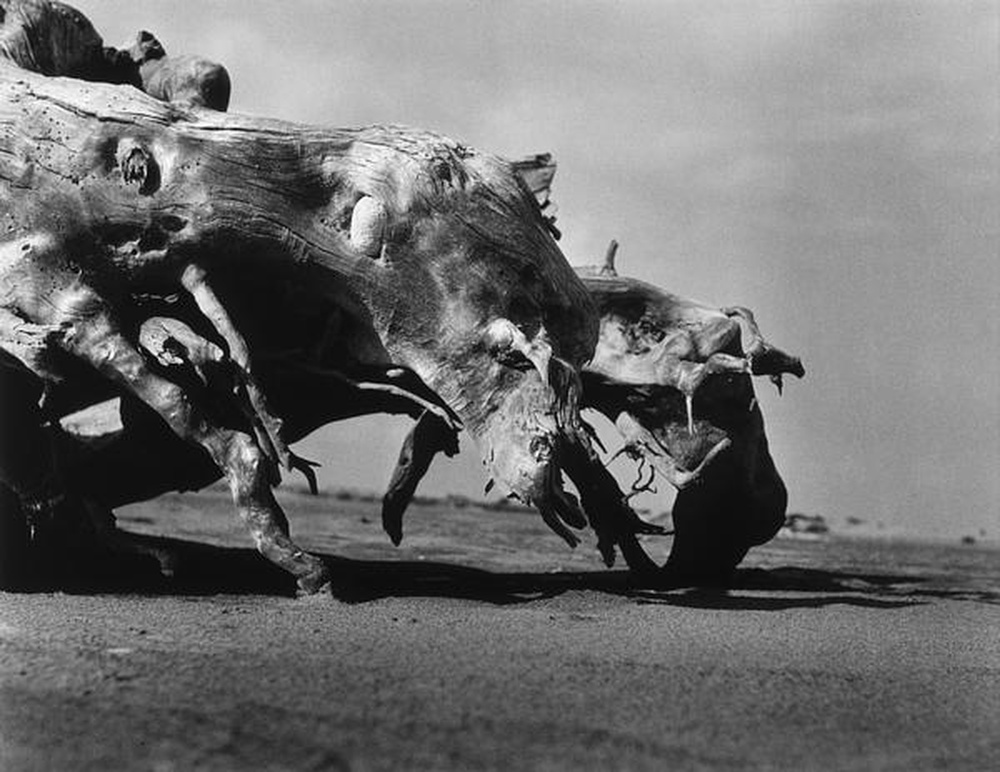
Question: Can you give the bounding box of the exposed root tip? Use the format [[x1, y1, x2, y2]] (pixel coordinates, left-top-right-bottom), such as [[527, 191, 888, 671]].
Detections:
[[539, 504, 581, 548], [598, 538, 617, 567], [290, 454, 321, 495], [633, 521, 671, 536], [581, 418, 607, 454], [553, 488, 587, 529], [381, 499, 404, 546]]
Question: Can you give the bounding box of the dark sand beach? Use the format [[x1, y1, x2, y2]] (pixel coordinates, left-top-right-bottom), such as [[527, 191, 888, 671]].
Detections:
[[2, 488, 998, 771]]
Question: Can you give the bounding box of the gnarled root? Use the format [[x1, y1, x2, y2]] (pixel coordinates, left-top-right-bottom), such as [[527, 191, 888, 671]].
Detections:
[[180, 264, 290, 480], [3, 238, 329, 594], [381, 410, 459, 545], [557, 433, 669, 568], [612, 412, 731, 490]]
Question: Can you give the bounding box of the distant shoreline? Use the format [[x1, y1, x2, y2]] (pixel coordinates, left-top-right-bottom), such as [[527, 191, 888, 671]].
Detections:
[[247, 483, 1000, 549]]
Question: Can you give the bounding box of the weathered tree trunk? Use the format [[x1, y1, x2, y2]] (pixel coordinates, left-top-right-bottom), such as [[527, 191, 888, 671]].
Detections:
[[0, 60, 616, 591], [0, 1, 805, 592], [0, 61, 594, 366]]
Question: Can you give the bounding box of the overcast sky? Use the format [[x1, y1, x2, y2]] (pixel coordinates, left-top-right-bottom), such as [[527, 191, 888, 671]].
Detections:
[[81, 1, 998, 540]]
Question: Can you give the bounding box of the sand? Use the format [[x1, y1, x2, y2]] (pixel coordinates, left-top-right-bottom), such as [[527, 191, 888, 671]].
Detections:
[[1, 488, 998, 771]]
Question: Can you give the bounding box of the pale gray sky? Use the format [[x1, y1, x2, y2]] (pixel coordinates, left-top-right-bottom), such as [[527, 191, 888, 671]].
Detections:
[[81, 1, 999, 539]]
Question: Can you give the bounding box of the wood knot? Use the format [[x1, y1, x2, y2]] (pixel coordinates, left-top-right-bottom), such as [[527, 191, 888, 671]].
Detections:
[[117, 141, 160, 195], [435, 161, 452, 184], [349, 196, 387, 258]]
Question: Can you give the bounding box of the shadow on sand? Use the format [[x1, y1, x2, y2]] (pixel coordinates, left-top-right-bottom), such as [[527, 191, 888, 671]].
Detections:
[[11, 532, 998, 609]]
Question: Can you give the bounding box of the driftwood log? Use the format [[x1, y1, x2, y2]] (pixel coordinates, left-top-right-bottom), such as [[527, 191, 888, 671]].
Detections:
[[0, 1, 803, 591], [5, 244, 804, 586], [0, 3, 657, 592]]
